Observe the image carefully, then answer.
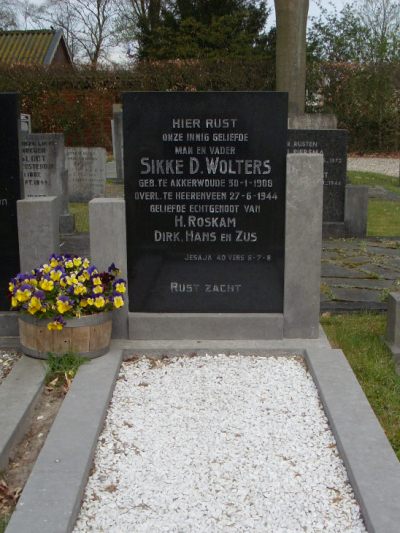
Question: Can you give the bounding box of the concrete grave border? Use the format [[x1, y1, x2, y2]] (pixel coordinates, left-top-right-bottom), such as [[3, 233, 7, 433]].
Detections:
[[0, 356, 45, 470], [5, 335, 400, 533]]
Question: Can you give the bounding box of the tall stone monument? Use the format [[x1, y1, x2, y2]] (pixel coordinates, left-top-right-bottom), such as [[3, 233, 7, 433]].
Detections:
[[89, 91, 324, 340], [275, 0, 309, 116]]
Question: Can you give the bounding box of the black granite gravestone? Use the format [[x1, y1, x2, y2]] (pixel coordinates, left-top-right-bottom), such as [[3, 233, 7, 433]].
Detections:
[[124, 92, 288, 313], [287, 129, 348, 222], [0, 93, 21, 310]]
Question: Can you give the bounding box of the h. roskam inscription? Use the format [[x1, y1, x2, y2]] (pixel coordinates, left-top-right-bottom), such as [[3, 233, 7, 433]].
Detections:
[[124, 92, 288, 313]]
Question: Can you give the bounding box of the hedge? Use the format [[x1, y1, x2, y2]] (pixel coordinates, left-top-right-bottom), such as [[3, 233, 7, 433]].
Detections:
[[0, 59, 398, 153]]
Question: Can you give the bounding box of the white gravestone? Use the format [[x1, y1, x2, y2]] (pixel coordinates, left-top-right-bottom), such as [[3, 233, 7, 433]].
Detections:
[[65, 147, 107, 202]]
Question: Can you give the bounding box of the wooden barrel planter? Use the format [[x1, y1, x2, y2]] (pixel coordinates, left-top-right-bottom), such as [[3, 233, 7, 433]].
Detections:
[[18, 313, 112, 359]]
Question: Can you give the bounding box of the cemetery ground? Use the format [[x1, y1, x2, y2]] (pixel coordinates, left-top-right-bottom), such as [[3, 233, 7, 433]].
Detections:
[[1, 314, 399, 532]]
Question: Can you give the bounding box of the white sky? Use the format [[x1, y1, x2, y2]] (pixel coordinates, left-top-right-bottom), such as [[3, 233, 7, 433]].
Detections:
[[308, 0, 348, 20]]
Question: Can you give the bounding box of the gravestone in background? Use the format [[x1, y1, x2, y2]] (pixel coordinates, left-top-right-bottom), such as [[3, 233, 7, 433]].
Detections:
[[124, 91, 287, 313], [21, 133, 67, 210], [65, 147, 107, 202], [111, 104, 124, 183], [287, 129, 348, 222], [20, 113, 31, 133], [0, 93, 21, 310]]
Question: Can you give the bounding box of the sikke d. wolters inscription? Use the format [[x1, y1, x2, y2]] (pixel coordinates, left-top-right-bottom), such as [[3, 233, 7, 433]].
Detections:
[[124, 92, 288, 313], [0, 93, 21, 310]]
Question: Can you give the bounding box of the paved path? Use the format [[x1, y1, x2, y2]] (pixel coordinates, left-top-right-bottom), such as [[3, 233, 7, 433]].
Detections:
[[348, 157, 399, 178], [321, 238, 400, 312]]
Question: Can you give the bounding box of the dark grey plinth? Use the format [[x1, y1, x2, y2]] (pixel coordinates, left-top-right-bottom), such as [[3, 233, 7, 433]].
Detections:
[[17, 197, 60, 272], [345, 185, 368, 238]]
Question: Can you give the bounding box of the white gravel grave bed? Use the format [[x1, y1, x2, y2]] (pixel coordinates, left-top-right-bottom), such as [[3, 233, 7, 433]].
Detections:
[[74, 354, 366, 533], [0, 350, 21, 385]]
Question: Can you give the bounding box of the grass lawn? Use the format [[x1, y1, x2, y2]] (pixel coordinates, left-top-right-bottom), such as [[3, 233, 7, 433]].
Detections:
[[347, 170, 400, 237], [348, 170, 400, 196], [69, 203, 89, 233], [367, 199, 400, 237], [0, 517, 8, 533], [321, 312, 400, 460]]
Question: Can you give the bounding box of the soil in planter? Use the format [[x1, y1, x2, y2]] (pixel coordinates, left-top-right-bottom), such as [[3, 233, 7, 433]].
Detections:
[[0, 383, 65, 530]]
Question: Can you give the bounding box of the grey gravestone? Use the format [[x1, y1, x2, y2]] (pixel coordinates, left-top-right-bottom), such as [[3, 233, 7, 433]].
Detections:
[[21, 133, 75, 233], [111, 104, 124, 183], [66, 147, 107, 202], [0, 93, 21, 310], [123, 91, 288, 313], [21, 133, 66, 210], [287, 129, 348, 222]]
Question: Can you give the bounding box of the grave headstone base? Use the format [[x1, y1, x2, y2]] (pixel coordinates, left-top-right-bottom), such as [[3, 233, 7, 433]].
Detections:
[[59, 213, 75, 234], [0, 313, 18, 336], [323, 222, 345, 239], [386, 293, 400, 368]]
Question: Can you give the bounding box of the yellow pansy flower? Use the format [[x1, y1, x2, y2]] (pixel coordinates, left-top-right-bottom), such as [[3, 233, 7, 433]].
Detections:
[[50, 269, 62, 281], [115, 282, 126, 294], [56, 299, 72, 314], [39, 279, 54, 292], [16, 288, 32, 302], [113, 295, 124, 309], [74, 284, 87, 296], [94, 296, 105, 309], [93, 285, 103, 294], [28, 297, 42, 315], [73, 257, 82, 267]]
